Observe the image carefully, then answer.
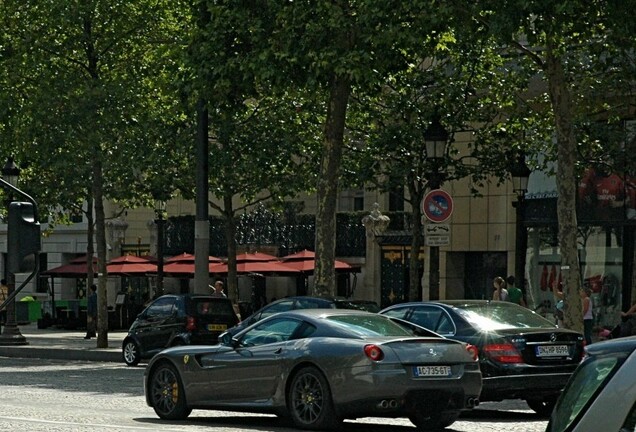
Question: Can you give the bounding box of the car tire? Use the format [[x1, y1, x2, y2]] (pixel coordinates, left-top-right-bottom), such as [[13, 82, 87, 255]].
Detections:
[[122, 339, 140, 366], [149, 362, 192, 420], [287, 366, 340, 430], [409, 410, 459, 430], [526, 396, 557, 417]]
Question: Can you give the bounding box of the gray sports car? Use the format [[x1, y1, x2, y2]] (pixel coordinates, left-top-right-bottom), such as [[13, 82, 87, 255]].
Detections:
[[144, 309, 482, 430]]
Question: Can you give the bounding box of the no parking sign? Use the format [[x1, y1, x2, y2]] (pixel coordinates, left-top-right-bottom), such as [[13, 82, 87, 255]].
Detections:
[[422, 189, 454, 223]]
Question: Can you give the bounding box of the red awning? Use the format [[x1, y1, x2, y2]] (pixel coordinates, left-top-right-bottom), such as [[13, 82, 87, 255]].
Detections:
[[209, 261, 301, 275], [280, 249, 317, 261], [234, 252, 279, 262], [164, 253, 223, 264], [280, 259, 356, 273], [280, 249, 359, 274], [42, 262, 98, 278], [106, 255, 157, 275]]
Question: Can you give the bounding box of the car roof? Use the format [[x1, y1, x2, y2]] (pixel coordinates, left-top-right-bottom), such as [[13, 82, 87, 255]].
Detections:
[[269, 308, 376, 319], [585, 335, 636, 356], [381, 299, 515, 310], [154, 294, 232, 302]]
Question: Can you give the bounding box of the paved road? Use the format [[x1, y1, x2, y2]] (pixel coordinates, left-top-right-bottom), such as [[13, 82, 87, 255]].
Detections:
[[0, 357, 548, 431]]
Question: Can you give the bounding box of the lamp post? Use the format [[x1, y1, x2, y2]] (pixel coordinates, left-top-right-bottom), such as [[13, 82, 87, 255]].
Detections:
[[424, 116, 449, 301], [154, 200, 166, 298], [509, 154, 531, 297], [0, 156, 27, 345]]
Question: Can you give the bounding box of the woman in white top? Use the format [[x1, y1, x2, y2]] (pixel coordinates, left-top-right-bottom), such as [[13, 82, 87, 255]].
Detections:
[[492, 276, 509, 301]]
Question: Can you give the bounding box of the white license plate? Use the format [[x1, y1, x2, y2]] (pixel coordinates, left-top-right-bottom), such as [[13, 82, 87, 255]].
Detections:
[[536, 345, 569, 357], [413, 365, 451, 377]]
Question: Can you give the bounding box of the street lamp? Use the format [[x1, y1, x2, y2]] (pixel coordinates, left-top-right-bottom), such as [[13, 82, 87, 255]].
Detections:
[[2, 157, 20, 187], [509, 154, 531, 298], [154, 200, 166, 298], [0, 156, 27, 345], [424, 116, 449, 301]]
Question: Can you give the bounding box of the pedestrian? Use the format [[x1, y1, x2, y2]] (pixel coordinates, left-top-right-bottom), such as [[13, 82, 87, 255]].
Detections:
[[552, 282, 565, 327], [84, 284, 97, 339], [506, 275, 526, 307], [492, 276, 509, 301], [0, 279, 7, 323], [210, 280, 226, 298], [621, 302, 636, 318], [580, 287, 594, 345]]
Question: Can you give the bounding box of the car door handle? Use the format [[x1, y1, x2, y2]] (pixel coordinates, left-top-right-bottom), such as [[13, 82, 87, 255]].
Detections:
[[274, 347, 283, 355]]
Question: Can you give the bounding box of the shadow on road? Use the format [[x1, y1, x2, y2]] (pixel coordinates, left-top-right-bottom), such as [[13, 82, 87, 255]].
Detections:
[[134, 415, 417, 431], [462, 407, 547, 422]]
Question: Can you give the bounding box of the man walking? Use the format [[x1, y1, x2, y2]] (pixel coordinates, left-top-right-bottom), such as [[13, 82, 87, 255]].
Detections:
[[84, 284, 97, 339], [210, 280, 226, 297], [507, 275, 526, 307], [0, 279, 7, 324]]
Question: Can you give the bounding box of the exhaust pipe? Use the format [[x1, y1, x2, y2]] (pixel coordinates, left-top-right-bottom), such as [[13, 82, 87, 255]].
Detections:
[[377, 399, 398, 409], [466, 397, 480, 408]]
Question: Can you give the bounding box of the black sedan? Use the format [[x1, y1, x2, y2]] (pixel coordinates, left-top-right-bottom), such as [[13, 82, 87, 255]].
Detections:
[[380, 300, 585, 416], [144, 309, 482, 430]]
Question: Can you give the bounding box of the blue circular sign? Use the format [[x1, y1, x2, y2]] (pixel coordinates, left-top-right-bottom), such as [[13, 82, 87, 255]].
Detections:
[[422, 189, 454, 223]]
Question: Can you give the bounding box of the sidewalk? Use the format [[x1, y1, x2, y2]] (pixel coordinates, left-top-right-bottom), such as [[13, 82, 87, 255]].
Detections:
[[0, 323, 126, 363]]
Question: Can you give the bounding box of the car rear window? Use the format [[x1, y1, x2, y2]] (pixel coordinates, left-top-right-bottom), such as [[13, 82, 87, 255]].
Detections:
[[454, 303, 556, 330], [194, 299, 236, 317], [326, 315, 414, 337]]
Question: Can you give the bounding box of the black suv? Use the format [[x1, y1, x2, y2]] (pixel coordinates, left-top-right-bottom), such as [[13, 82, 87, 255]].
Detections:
[[122, 294, 239, 366]]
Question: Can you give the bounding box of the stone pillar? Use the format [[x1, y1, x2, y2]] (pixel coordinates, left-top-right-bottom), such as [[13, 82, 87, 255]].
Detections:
[[362, 203, 390, 305]]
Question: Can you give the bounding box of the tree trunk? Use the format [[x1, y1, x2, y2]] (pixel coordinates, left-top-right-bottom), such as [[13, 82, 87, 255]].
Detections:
[[407, 173, 425, 302], [545, 38, 583, 333], [93, 152, 109, 348], [86, 195, 94, 291], [313, 73, 351, 297], [224, 194, 238, 301]]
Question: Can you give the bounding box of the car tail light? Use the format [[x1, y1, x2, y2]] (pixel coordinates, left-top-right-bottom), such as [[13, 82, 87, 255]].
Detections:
[[186, 316, 197, 331], [482, 343, 523, 363], [364, 344, 384, 361], [465, 344, 479, 361]]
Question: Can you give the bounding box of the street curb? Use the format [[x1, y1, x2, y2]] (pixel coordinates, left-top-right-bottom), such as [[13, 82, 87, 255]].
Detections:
[[0, 346, 122, 363]]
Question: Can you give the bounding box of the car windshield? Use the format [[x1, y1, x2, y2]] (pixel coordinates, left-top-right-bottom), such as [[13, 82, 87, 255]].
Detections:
[[453, 302, 555, 330], [548, 355, 620, 432], [326, 314, 414, 337]]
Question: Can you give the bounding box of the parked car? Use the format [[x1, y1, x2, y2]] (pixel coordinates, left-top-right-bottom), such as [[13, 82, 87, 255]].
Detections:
[[122, 294, 239, 366], [144, 309, 482, 430], [547, 336, 636, 432], [380, 300, 585, 416], [227, 295, 381, 335]]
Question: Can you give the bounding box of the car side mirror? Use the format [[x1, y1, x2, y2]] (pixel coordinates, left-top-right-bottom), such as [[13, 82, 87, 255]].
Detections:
[[219, 332, 232, 345], [220, 332, 241, 348]]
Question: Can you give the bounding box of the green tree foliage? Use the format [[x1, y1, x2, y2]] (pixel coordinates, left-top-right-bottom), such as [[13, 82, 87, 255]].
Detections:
[[350, 18, 520, 301], [474, 0, 636, 331], [0, 0, 191, 346], [191, 0, 465, 296]]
